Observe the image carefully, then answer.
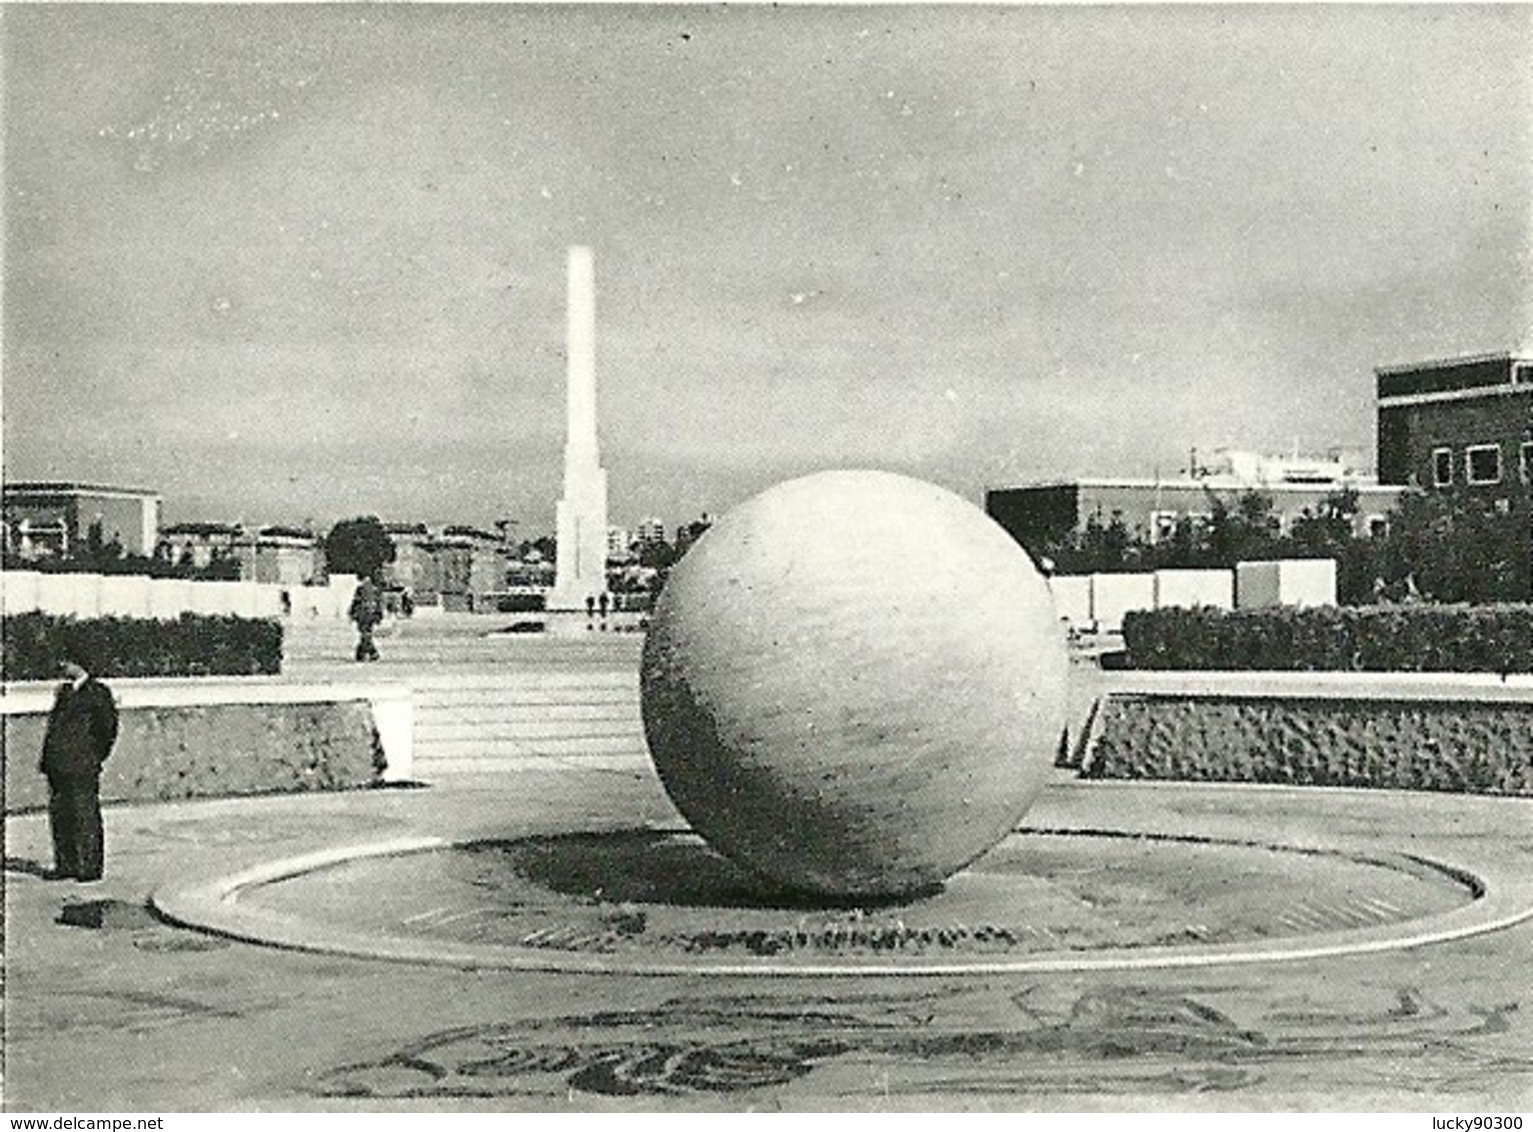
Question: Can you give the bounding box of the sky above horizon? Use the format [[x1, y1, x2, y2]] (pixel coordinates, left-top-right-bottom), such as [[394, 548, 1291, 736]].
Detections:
[[4, 4, 1531, 534]]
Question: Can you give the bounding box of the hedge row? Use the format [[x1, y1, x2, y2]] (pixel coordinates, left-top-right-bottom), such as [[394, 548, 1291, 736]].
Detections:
[[1084, 696, 1533, 796], [2, 612, 283, 680], [1121, 604, 1533, 673]]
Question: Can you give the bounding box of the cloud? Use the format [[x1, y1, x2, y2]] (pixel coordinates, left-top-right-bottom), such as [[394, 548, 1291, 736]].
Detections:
[[4, 4, 1529, 530]]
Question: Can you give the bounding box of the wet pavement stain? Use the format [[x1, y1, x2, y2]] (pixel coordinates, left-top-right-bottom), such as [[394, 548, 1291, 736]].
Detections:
[[55, 897, 231, 951], [309, 983, 1528, 1100], [57, 899, 161, 931]]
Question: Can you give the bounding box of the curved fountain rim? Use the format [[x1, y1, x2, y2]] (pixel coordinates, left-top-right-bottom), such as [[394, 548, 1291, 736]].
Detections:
[[149, 824, 1533, 977]]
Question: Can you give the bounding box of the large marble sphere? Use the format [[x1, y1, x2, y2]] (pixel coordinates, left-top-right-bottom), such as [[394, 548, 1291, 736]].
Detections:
[[640, 469, 1067, 899]]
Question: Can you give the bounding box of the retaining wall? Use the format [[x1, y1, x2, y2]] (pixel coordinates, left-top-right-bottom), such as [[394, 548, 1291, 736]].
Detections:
[[2, 678, 413, 813], [1078, 671, 1533, 796]]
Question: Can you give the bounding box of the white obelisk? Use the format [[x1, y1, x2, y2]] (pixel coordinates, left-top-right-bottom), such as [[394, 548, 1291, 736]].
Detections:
[[549, 245, 609, 611]]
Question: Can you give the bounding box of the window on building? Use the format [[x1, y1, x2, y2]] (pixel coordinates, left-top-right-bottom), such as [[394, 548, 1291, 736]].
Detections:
[[1465, 444, 1502, 485], [1432, 447, 1453, 487], [1521, 441, 1533, 484], [1366, 515, 1389, 538]]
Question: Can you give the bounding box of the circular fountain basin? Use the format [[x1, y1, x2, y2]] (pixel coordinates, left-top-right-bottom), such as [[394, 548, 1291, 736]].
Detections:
[[153, 822, 1494, 976]]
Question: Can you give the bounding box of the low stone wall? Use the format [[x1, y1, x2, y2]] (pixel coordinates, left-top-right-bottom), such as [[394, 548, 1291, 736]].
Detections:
[[1083, 674, 1533, 795], [1, 569, 360, 620], [2, 679, 413, 814]]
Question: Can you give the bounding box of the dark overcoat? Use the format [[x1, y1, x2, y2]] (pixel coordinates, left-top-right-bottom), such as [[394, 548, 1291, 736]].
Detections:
[[39, 678, 119, 778]]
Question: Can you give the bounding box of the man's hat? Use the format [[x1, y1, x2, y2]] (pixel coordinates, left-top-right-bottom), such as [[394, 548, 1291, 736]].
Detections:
[[58, 634, 102, 674]]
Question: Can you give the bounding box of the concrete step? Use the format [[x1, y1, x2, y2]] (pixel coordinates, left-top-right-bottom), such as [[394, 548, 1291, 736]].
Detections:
[[414, 700, 640, 722], [416, 702, 640, 724], [410, 723, 643, 748], [414, 693, 638, 712], [283, 663, 639, 685], [417, 753, 653, 777], [409, 670, 637, 689], [283, 653, 640, 668], [274, 621, 651, 777], [415, 720, 644, 745]]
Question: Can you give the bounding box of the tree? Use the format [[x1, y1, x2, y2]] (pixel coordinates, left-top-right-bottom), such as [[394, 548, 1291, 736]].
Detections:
[[323, 516, 395, 581], [1205, 489, 1282, 566], [1287, 488, 1359, 555], [1369, 487, 1528, 604], [636, 539, 679, 571], [1045, 510, 1141, 574]]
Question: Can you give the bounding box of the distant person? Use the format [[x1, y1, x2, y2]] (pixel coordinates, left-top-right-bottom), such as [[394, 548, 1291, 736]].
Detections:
[[349, 575, 384, 662], [586, 594, 596, 620], [39, 640, 119, 882], [598, 591, 610, 619]]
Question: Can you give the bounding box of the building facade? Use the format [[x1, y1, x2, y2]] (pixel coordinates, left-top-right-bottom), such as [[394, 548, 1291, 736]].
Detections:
[[1376, 352, 1533, 494], [986, 451, 1405, 553], [3, 481, 161, 561], [382, 523, 507, 611], [233, 527, 322, 586], [157, 522, 242, 570], [607, 526, 633, 563], [1375, 350, 1533, 597], [633, 518, 667, 547], [157, 522, 321, 583]]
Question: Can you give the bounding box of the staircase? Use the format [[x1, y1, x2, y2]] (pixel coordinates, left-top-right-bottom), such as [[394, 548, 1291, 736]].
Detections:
[[278, 613, 650, 781], [410, 670, 648, 777]]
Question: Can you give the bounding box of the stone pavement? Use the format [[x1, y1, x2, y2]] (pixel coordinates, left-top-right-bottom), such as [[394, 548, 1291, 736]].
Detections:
[[5, 768, 1532, 1112]]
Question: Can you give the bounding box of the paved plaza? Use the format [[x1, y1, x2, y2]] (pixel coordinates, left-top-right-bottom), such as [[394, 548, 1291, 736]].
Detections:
[[5, 759, 1532, 1111]]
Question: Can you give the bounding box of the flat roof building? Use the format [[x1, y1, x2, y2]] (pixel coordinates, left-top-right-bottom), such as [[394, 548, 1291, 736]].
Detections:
[[1376, 351, 1533, 492], [3, 481, 161, 561], [986, 450, 1405, 554]]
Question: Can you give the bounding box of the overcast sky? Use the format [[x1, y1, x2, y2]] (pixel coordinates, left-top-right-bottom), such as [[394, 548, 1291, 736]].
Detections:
[[4, 4, 1530, 533]]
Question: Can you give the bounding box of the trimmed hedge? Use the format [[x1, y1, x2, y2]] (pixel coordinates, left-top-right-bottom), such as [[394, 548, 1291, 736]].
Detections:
[[2, 612, 283, 680], [1121, 604, 1533, 673], [1085, 695, 1533, 796]]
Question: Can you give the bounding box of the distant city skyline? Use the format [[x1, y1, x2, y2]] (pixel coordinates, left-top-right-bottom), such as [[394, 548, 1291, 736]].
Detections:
[[4, 5, 1530, 532]]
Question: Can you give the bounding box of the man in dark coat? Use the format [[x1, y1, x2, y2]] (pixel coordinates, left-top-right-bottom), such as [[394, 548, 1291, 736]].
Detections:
[[348, 575, 383, 662], [39, 641, 119, 882]]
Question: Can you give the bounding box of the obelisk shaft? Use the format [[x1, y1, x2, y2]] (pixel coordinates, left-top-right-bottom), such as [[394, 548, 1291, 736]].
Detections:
[[565, 246, 597, 470], [550, 245, 609, 611]]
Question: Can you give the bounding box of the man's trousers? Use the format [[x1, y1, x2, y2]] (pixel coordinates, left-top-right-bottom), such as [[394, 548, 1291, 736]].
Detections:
[[47, 772, 104, 881]]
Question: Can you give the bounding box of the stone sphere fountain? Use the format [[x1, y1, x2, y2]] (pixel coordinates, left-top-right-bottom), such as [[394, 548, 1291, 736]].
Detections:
[[639, 469, 1068, 898]]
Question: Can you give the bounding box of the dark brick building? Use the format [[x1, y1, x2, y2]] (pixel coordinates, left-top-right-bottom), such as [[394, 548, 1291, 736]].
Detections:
[[1376, 351, 1533, 596], [1376, 352, 1533, 491]]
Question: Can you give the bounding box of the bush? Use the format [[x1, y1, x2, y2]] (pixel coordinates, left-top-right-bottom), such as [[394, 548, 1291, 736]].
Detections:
[[2, 612, 283, 680], [1121, 604, 1533, 673]]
